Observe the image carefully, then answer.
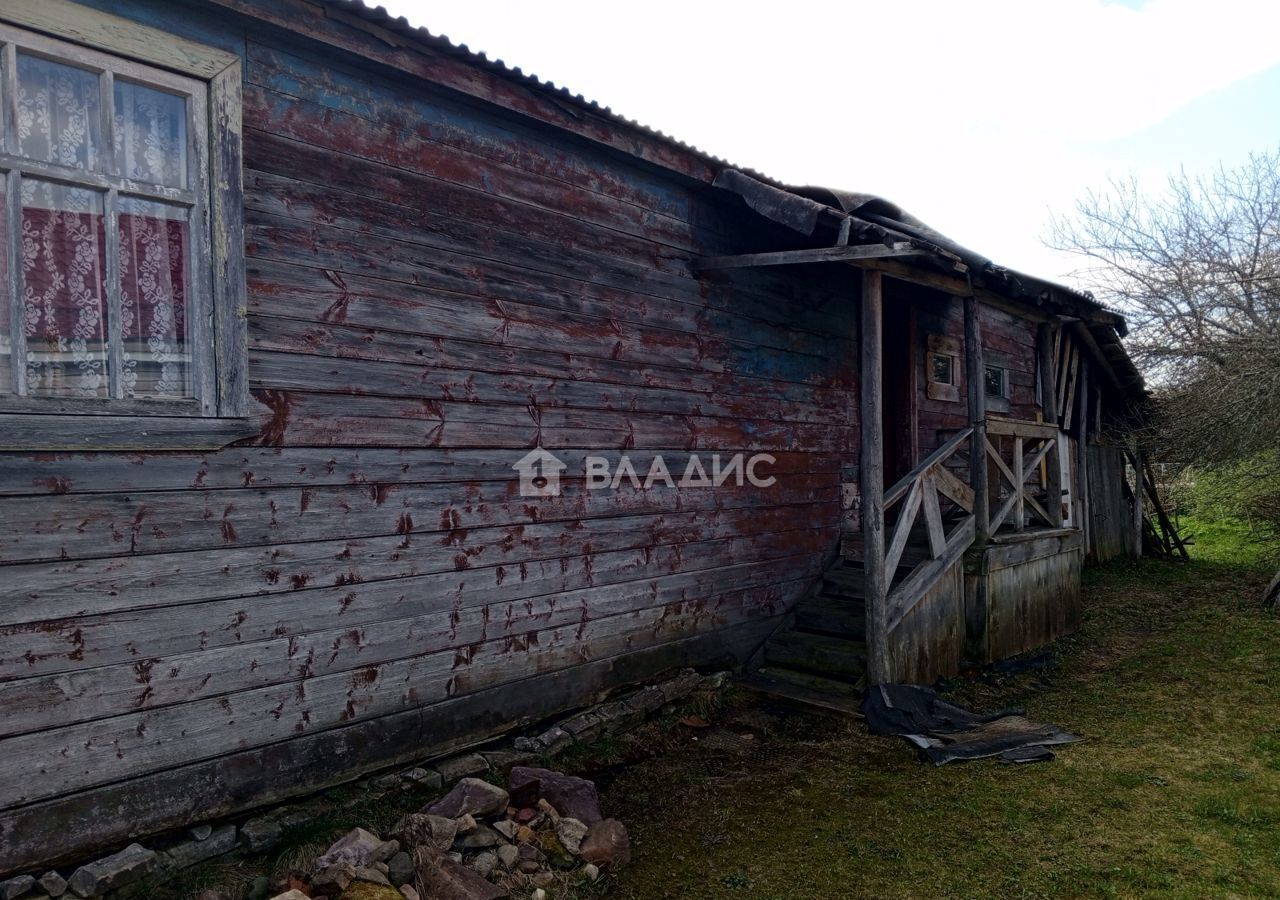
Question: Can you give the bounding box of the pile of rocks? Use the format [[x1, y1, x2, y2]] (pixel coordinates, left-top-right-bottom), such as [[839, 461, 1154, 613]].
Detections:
[[272, 767, 627, 900]]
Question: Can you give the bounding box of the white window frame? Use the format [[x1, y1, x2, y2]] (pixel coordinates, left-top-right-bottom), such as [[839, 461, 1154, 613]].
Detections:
[[0, 0, 249, 450]]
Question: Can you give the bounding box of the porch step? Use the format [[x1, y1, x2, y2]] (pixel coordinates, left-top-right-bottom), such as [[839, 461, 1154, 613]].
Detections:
[[794, 596, 866, 639], [738, 668, 864, 718], [763, 631, 868, 679]]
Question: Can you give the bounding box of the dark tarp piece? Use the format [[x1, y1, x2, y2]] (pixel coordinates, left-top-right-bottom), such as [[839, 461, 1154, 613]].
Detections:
[[861, 683, 1081, 766]]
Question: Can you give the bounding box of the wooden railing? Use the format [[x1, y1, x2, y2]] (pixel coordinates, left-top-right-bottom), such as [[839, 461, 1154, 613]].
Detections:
[[984, 417, 1064, 532], [881, 427, 977, 633]]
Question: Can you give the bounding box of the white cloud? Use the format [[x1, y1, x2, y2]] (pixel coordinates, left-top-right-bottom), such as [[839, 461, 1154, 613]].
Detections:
[[374, 0, 1280, 281]]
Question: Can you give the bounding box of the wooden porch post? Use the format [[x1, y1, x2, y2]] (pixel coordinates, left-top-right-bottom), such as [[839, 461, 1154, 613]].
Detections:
[[1037, 322, 1064, 527], [1131, 446, 1145, 557], [1077, 361, 1090, 552], [860, 269, 890, 685], [964, 294, 988, 542]]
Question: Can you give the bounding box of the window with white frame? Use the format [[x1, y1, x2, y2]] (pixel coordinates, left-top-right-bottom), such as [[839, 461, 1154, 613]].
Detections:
[[0, 12, 247, 448]]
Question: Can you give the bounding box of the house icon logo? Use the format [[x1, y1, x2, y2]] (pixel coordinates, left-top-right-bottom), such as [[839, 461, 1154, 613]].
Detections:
[[512, 447, 568, 498]]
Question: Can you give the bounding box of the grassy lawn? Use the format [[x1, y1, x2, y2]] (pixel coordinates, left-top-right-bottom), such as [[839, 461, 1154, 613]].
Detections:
[[577, 524, 1279, 899]]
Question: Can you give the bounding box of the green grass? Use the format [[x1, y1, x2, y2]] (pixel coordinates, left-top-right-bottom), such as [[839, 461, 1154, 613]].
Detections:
[[577, 551, 1279, 900], [1177, 515, 1269, 567]]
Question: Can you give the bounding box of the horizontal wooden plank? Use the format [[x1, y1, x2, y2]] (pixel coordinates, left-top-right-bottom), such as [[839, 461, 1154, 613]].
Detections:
[[0, 576, 807, 806], [0, 553, 823, 736], [244, 390, 853, 451], [242, 214, 848, 391], [0, 462, 835, 564], [240, 169, 850, 362], [0, 416, 262, 452], [0, 0, 238, 78], [692, 243, 923, 270], [0, 447, 841, 498], [0, 525, 831, 681], [246, 350, 843, 427], [0, 617, 777, 876], [0, 501, 841, 625], [246, 298, 852, 412]]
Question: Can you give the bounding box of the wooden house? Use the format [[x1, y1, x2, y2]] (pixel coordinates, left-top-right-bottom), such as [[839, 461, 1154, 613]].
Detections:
[[0, 0, 1146, 873]]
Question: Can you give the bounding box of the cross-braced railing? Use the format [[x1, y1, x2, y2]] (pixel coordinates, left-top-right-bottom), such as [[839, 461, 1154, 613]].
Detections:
[[881, 426, 977, 633], [983, 417, 1065, 532]]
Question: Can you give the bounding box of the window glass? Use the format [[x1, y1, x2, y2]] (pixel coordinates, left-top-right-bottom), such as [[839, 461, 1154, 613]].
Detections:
[[985, 365, 1006, 397], [930, 353, 954, 385], [17, 53, 103, 171], [21, 178, 109, 398], [118, 198, 190, 398], [114, 80, 188, 189]]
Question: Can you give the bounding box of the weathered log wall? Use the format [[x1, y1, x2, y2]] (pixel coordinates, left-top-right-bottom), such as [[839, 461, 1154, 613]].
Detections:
[[886, 556, 966, 683], [0, 0, 858, 873], [1085, 442, 1135, 562]]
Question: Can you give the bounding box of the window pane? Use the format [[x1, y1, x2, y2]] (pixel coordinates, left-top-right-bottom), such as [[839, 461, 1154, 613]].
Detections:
[[0, 176, 10, 394], [118, 197, 191, 399], [21, 179, 109, 398], [985, 366, 1005, 397], [17, 54, 103, 171], [931, 353, 953, 385], [114, 80, 188, 189]]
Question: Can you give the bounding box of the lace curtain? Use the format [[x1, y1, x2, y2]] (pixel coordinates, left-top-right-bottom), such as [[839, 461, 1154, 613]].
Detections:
[[9, 53, 190, 400]]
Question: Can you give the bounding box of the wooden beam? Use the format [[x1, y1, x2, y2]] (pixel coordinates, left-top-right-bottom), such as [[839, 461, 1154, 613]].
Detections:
[[692, 242, 923, 271], [1038, 322, 1059, 426], [1077, 361, 1090, 554], [964, 293, 989, 541], [860, 269, 890, 685]]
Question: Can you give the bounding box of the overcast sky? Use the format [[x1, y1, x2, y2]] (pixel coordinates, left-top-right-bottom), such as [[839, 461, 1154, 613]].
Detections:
[[377, 0, 1280, 285]]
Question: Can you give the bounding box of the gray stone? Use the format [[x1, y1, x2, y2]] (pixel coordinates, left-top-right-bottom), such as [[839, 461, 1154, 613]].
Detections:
[[557, 710, 607, 743], [353, 866, 391, 886], [413, 847, 508, 899], [492, 820, 519, 842], [454, 813, 477, 835], [579, 819, 631, 871], [266, 892, 310, 900], [625, 684, 668, 714], [496, 844, 520, 871], [387, 851, 415, 887], [240, 809, 313, 853], [38, 872, 66, 899], [400, 888, 421, 900], [659, 668, 704, 702], [478, 749, 535, 776], [468, 851, 497, 880], [391, 813, 457, 851], [702, 670, 732, 689], [512, 726, 572, 756], [188, 824, 214, 842], [246, 875, 272, 900], [508, 767, 602, 825], [0, 876, 35, 900], [159, 825, 236, 871], [403, 767, 444, 789], [556, 818, 589, 856], [423, 778, 509, 819], [309, 863, 355, 895], [454, 824, 501, 850], [66, 844, 156, 898], [432, 752, 488, 782], [314, 828, 392, 870], [581, 863, 600, 882]]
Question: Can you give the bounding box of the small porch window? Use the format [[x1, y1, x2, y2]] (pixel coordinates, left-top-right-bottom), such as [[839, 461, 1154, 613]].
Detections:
[[984, 364, 1009, 399], [925, 333, 960, 402]]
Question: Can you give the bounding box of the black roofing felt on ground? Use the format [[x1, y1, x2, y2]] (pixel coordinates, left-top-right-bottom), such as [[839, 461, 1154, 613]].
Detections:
[[318, 0, 1143, 396]]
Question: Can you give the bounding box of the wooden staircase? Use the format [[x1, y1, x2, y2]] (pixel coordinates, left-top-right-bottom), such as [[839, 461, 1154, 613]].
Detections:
[[741, 525, 942, 716]]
